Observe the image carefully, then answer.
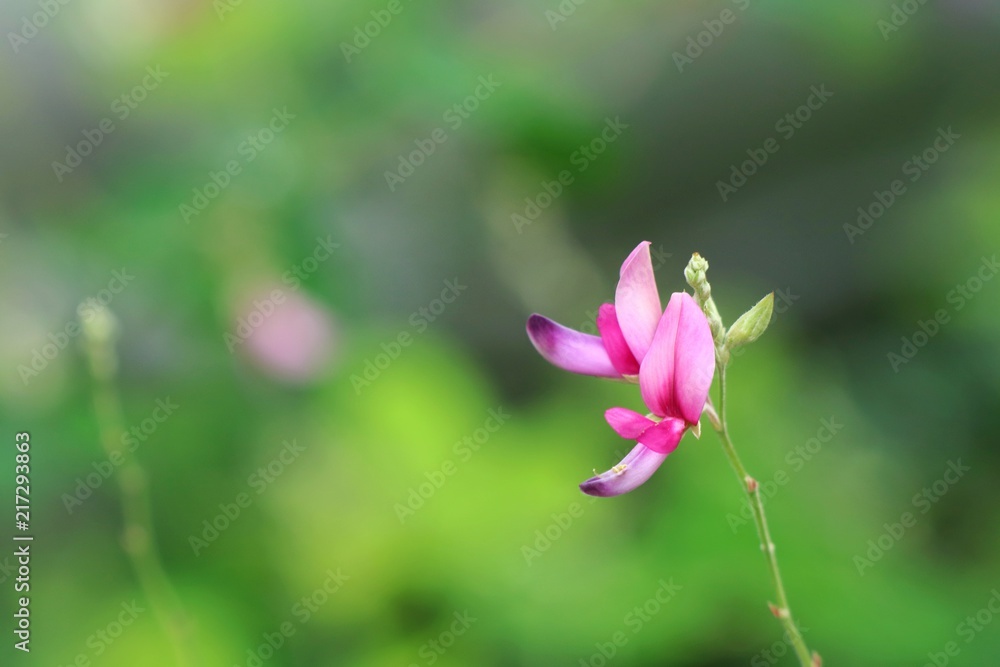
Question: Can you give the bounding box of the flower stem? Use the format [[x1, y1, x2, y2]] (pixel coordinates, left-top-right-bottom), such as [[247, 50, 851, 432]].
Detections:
[[714, 366, 814, 666], [81, 308, 192, 667]]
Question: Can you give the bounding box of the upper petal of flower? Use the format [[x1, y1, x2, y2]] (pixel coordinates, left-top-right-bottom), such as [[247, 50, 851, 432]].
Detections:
[[526, 314, 619, 378], [579, 442, 668, 497], [596, 304, 640, 375], [639, 292, 715, 423], [614, 241, 662, 362]]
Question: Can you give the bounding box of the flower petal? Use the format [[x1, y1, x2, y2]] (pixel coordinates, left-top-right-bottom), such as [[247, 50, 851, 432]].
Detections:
[[604, 407, 653, 439], [639, 292, 715, 423], [671, 295, 716, 424], [596, 304, 640, 375], [526, 314, 619, 378], [638, 294, 682, 417], [636, 417, 687, 454], [614, 241, 662, 362], [579, 443, 668, 497]]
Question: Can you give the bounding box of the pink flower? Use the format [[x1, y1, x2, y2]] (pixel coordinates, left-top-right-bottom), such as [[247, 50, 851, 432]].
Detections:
[[581, 292, 714, 496], [525, 242, 716, 497], [238, 289, 339, 384], [526, 241, 663, 378]]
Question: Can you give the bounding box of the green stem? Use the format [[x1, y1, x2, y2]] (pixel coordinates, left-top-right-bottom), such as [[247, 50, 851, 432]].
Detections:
[[83, 325, 191, 667], [715, 366, 813, 666]]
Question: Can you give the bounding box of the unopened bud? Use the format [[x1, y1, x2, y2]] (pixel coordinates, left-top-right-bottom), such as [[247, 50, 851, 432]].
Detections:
[[745, 476, 758, 493], [78, 300, 120, 380], [684, 252, 709, 287], [726, 292, 774, 353], [811, 652, 823, 667], [78, 298, 119, 345], [684, 253, 726, 351]]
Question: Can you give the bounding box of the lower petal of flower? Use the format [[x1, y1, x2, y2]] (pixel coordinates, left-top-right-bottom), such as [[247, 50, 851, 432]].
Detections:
[[604, 407, 654, 439], [579, 443, 668, 497], [636, 417, 687, 454]]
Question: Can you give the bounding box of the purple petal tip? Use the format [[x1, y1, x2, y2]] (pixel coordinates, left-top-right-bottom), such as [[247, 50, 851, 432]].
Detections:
[[578, 443, 668, 497], [526, 314, 619, 378]]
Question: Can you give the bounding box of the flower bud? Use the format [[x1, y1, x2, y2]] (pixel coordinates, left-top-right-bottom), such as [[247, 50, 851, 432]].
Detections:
[[726, 292, 774, 352], [684, 252, 709, 287], [684, 253, 726, 351], [78, 299, 120, 380], [78, 298, 119, 345]]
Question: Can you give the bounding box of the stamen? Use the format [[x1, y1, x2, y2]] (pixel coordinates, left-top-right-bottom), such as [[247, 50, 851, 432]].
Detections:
[[611, 464, 628, 475]]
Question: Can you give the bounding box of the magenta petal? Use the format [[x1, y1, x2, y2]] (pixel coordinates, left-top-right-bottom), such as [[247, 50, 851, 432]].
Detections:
[[579, 443, 668, 497], [671, 295, 716, 424], [526, 314, 619, 378], [596, 304, 640, 375], [636, 417, 687, 454], [639, 294, 683, 417], [605, 407, 653, 439], [639, 293, 715, 423], [614, 242, 662, 362]]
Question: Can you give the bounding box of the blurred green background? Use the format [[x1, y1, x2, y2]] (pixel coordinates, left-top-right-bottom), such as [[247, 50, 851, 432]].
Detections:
[[2, 1, 1000, 665]]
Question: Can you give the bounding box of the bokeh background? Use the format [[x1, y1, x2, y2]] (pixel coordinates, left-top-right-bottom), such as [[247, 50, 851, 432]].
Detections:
[[2, 1, 1000, 665]]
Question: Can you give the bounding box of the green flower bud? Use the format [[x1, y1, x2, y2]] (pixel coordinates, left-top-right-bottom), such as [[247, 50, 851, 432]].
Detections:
[[684, 253, 726, 351], [78, 299, 120, 380], [78, 298, 119, 345], [725, 292, 774, 352], [684, 252, 709, 287]]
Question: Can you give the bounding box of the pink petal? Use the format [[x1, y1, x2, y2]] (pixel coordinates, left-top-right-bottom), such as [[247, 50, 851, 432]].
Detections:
[[636, 417, 687, 454], [604, 407, 654, 439], [671, 295, 716, 424], [614, 241, 662, 362], [596, 304, 640, 375], [639, 292, 715, 423], [526, 314, 619, 378], [638, 294, 682, 417], [579, 443, 668, 497]]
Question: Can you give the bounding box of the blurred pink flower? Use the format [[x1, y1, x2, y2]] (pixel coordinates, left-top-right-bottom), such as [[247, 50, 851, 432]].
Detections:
[[240, 290, 338, 383]]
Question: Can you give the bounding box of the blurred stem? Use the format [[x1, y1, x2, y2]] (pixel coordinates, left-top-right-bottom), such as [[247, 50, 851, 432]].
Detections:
[[714, 365, 814, 667], [82, 313, 191, 667]]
